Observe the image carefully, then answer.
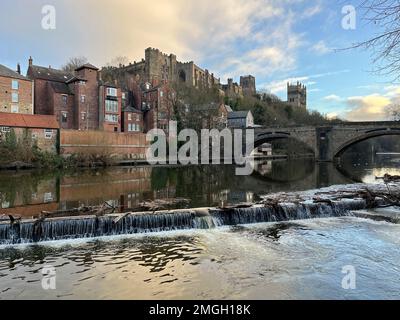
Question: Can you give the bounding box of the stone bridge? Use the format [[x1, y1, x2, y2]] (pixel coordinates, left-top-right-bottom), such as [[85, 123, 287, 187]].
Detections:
[[247, 122, 400, 162]]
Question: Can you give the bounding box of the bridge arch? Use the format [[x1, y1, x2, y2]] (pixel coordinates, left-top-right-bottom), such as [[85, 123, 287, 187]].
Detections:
[[249, 131, 316, 156], [334, 128, 400, 159]]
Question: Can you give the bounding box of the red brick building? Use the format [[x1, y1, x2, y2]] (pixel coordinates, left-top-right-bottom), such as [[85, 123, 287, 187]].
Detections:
[[99, 83, 123, 132], [0, 113, 59, 153], [0, 63, 33, 115], [141, 82, 175, 134], [122, 91, 143, 133], [27, 58, 128, 132]]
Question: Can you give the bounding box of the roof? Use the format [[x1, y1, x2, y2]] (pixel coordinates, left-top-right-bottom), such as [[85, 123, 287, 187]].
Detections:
[[75, 63, 99, 71], [228, 111, 251, 119], [0, 113, 59, 129], [65, 76, 87, 84], [225, 105, 233, 112], [28, 65, 74, 83], [50, 82, 73, 95], [0, 64, 30, 81], [123, 105, 142, 113]]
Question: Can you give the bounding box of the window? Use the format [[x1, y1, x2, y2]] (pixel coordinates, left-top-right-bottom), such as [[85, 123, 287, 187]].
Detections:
[[32, 132, 38, 140], [81, 95, 86, 103], [11, 105, 19, 113], [160, 91, 163, 97], [81, 112, 86, 120], [0, 127, 10, 133], [122, 93, 126, 100], [61, 112, 68, 123], [105, 99, 118, 113], [106, 87, 117, 97], [12, 92, 18, 103], [105, 114, 118, 123], [62, 95, 68, 105], [12, 80, 19, 90], [128, 114, 132, 121], [128, 123, 140, 132], [44, 129, 53, 139], [44, 192, 53, 203]]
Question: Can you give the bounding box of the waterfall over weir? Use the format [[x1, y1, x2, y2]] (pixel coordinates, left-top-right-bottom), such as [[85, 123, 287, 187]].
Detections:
[[0, 198, 368, 245]]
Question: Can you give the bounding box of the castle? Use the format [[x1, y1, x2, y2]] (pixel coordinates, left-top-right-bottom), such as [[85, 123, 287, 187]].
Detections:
[[287, 82, 307, 109], [111, 48, 257, 98], [115, 48, 220, 89]]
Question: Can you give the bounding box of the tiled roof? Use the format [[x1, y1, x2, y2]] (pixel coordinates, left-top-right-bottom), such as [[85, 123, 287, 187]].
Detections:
[[50, 82, 73, 95], [123, 105, 142, 113], [75, 63, 99, 71], [0, 113, 59, 129], [228, 111, 251, 119], [0, 64, 30, 81], [28, 65, 74, 83]]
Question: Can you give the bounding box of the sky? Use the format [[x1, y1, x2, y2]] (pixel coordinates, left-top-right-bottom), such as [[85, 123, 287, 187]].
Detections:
[[1, 0, 399, 121]]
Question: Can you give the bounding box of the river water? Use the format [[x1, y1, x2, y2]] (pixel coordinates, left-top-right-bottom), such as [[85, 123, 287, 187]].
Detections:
[[0, 154, 400, 299]]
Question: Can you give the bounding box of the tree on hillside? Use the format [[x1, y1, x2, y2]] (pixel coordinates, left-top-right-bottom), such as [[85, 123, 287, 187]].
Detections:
[[61, 56, 88, 73], [347, 1, 400, 80], [106, 56, 130, 68]]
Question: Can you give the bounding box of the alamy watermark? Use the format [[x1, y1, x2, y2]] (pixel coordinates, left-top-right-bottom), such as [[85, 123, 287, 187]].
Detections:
[[146, 121, 255, 176], [341, 5, 356, 30], [41, 5, 56, 30], [341, 265, 356, 290], [42, 265, 57, 290]]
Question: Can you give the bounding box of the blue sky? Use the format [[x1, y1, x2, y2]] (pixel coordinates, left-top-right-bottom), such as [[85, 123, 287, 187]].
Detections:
[[1, 0, 398, 121]]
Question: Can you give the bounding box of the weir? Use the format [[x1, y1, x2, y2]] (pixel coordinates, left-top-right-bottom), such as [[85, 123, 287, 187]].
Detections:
[[0, 198, 368, 245]]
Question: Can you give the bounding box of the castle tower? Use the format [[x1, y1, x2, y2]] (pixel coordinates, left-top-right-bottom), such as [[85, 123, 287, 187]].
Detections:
[[287, 81, 307, 109], [240, 75, 256, 97]]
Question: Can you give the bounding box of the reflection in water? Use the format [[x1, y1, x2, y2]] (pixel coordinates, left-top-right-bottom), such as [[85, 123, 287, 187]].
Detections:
[[0, 159, 354, 219], [1, 216, 400, 299]]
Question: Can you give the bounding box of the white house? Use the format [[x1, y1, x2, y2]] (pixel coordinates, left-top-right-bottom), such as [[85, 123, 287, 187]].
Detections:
[[227, 111, 254, 128]]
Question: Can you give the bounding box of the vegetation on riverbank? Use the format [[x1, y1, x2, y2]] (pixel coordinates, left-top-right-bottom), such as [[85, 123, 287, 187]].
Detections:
[[0, 129, 116, 170]]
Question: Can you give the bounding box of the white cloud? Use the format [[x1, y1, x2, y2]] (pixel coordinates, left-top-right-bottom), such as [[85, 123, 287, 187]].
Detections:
[[2, 0, 328, 86], [261, 70, 350, 94], [323, 94, 341, 102], [311, 40, 331, 55], [344, 94, 392, 121]]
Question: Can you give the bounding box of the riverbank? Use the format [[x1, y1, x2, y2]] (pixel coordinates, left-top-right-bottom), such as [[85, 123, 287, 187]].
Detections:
[[0, 154, 294, 171]]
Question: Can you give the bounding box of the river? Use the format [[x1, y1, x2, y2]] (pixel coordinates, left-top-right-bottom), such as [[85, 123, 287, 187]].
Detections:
[[0, 154, 400, 299]]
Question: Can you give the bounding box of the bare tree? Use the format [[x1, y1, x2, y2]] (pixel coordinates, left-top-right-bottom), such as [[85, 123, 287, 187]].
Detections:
[[347, 1, 400, 80], [106, 56, 129, 68], [61, 56, 88, 73], [387, 103, 400, 120]]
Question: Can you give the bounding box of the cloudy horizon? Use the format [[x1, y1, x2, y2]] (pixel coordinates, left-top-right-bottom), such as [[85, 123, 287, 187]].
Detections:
[[1, 0, 398, 121]]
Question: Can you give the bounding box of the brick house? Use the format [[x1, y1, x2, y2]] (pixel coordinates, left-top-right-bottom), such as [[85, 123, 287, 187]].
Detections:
[[99, 83, 123, 132], [0, 63, 33, 115], [141, 82, 175, 134], [0, 112, 59, 153], [121, 91, 143, 133], [193, 103, 231, 129], [27, 58, 128, 132]]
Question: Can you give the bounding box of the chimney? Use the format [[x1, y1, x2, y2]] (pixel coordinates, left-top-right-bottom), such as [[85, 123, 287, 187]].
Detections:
[[29, 56, 33, 67], [17, 63, 21, 75]]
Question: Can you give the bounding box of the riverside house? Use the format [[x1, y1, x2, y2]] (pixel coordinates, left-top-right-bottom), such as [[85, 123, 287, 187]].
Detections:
[[0, 113, 59, 153]]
